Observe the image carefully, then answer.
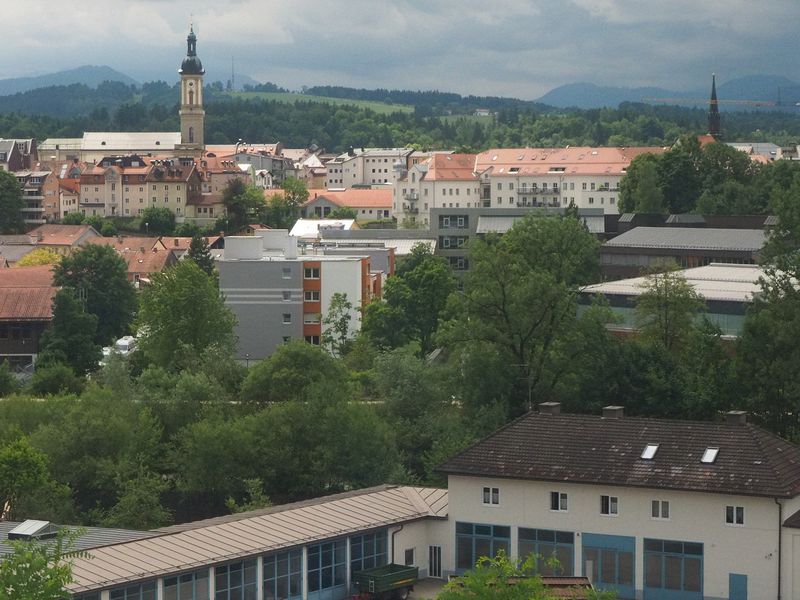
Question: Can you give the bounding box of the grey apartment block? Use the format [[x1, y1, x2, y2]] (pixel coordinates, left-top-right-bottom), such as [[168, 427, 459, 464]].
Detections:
[[218, 260, 303, 361]]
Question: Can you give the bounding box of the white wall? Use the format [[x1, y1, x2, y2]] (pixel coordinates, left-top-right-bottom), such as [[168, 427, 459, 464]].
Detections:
[[320, 259, 363, 337], [447, 475, 782, 599]]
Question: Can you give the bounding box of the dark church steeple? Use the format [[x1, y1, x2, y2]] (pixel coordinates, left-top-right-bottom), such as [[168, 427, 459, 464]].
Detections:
[[178, 24, 205, 152], [708, 73, 721, 140], [180, 26, 205, 76]]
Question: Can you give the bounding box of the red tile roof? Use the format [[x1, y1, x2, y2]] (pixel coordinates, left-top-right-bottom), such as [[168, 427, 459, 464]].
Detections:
[[304, 188, 392, 209], [120, 248, 175, 276], [424, 153, 478, 181], [87, 237, 161, 252], [28, 224, 98, 247], [0, 265, 56, 321]]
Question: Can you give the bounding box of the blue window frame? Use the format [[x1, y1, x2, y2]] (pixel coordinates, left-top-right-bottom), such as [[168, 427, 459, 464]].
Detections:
[[643, 538, 703, 600], [518, 528, 574, 576], [215, 559, 257, 600], [307, 539, 347, 600], [350, 530, 388, 575], [264, 548, 302, 600], [582, 533, 635, 599], [164, 569, 209, 600], [109, 582, 157, 600], [455, 522, 510, 571]]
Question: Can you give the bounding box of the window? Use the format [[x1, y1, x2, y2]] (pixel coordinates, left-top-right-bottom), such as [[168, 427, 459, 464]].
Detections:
[[307, 539, 346, 593], [404, 548, 415, 566], [518, 528, 574, 576], [304, 290, 320, 301], [281, 267, 291, 279], [350, 530, 388, 574], [651, 500, 670, 519], [600, 495, 618, 516], [305, 335, 320, 345], [263, 548, 302, 600], [303, 313, 320, 325], [304, 267, 320, 279], [641, 444, 659, 460], [726, 505, 745, 525], [497, 182, 502, 190], [216, 559, 257, 600], [582, 183, 587, 190], [550, 492, 568, 512], [163, 570, 208, 600], [582, 534, 634, 595], [482, 487, 500, 505], [282, 313, 291, 324], [701, 447, 719, 463], [455, 522, 510, 571], [644, 539, 702, 595], [110, 582, 157, 600]]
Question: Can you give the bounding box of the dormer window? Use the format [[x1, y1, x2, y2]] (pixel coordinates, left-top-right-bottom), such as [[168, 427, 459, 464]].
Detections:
[[641, 444, 659, 460], [701, 447, 719, 464]]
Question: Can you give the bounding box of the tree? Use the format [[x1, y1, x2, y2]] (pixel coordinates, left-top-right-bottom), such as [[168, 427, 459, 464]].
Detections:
[[186, 233, 216, 277], [0, 528, 85, 600], [226, 478, 271, 514], [85, 214, 104, 232], [222, 179, 264, 230], [329, 206, 358, 220], [0, 437, 49, 520], [0, 362, 16, 397], [322, 292, 353, 356], [261, 193, 299, 230], [175, 221, 202, 237], [281, 177, 309, 207], [442, 215, 603, 415], [137, 260, 236, 369], [100, 220, 117, 237], [16, 247, 61, 267], [240, 340, 350, 403], [100, 466, 173, 530], [632, 160, 665, 214], [363, 244, 455, 355], [139, 206, 175, 235], [53, 244, 136, 345], [61, 212, 85, 225], [0, 169, 23, 234], [28, 363, 85, 397], [38, 289, 102, 374], [634, 265, 705, 353]]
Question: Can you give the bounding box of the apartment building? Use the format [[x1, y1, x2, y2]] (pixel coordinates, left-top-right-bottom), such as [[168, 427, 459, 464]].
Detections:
[[15, 170, 57, 226], [394, 153, 481, 226], [477, 147, 666, 215], [325, 147, 413, 188], [218, 231, 382, 360]]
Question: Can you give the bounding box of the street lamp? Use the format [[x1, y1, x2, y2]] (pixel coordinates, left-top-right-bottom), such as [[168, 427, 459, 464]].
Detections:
[[245, 353, 250, 368], [145, 222, 150, 235]]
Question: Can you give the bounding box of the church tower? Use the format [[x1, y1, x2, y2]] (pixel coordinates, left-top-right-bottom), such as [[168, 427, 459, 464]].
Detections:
[[708, 73, 721, 140], [178, 25, 205, 152]]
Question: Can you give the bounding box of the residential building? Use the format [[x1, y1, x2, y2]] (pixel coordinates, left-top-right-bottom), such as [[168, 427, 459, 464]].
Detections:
[[581, 263, 764, 336], [395, 153, 481, 226], [119, 247, 178, 287], [0, 265, 56, 371], [0, 138, 37, 171], [325, 148, 413, 188], [475, 146, 667, 215], [218, 231, 381, 360], [302, 188, 392, 221], [601, 226, 765, 279], [15, 170, 57, 226], [144, 158, 202, 220], [437, 403, 800, 599]]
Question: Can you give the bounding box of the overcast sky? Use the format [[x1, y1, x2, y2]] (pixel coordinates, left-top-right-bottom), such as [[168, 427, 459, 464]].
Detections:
[[4, 0, 799, 99]]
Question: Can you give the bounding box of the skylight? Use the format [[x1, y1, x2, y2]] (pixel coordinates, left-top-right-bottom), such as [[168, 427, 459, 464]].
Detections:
[[701, 447, 719, 464], [641, 444, 659, 460]]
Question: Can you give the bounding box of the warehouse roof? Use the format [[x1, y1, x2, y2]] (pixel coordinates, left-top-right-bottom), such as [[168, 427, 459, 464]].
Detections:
[[604, 227, 766, 252], [438, 408, 800, 499], [0, 522, 155, 558], [67, 485, 447, 594], [476, 214, 605, 235]]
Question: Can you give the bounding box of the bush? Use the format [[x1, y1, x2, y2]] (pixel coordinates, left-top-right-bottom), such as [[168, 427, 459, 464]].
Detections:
[[61, 212, 84, 225], [100, 221, 118, 237], [0, 362, 17, 397], [85, 214, 104, 232], [29, 363, 84, 396]]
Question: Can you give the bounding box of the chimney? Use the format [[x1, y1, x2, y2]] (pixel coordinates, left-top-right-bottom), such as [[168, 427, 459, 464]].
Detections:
[[726, 410, 747, 425], [140, 246, 145, 253], [603, 406, 624, 419], [174, 238, 179, 247], [538, 402, 561, 415]]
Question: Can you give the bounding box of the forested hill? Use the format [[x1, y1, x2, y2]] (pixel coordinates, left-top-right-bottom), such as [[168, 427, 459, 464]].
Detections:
[[1, 80, 800, 153]]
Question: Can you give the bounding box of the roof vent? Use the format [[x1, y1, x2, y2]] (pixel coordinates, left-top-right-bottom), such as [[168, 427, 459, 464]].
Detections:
[[538, 402, 561, 415], [701, 447, 719, 464], [641, 443, 659, 460], [7, 520, 59, 541], [603, 405, 624, 419], [726, 410, 747, 425]]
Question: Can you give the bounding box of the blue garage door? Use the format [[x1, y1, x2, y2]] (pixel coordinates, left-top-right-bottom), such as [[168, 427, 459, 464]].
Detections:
[[643, 539, 703, 600], [729, 573, 747, 600], [582, 533, 635, 599]]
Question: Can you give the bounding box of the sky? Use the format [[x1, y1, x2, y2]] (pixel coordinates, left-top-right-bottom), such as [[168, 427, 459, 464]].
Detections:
[[3, 0, 799, 99]]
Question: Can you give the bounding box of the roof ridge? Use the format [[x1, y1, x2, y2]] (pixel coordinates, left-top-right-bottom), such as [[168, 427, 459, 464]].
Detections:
[[747, 423, 800, 496]]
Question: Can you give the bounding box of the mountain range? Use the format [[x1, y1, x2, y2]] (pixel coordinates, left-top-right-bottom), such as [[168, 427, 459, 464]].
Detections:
[[0, 65, 139, 96]]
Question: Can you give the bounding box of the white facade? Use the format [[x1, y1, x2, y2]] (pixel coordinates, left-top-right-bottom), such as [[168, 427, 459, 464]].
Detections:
[[394, 171, 482, 226], [325, 148, 411, 189], [488, 173, 621, 213]]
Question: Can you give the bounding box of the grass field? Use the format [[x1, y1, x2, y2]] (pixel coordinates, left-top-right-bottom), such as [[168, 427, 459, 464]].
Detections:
[[225, 91, 414, 114]]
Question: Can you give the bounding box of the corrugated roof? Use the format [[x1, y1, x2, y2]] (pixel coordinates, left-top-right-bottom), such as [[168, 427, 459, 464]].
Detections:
[[0, 265, 56, 321], [437, 411, 800, 499], [476, 215, 605, 234], [82, 132, 181, 151], [0, 522, 154, 557], [67, 485, 447, 594], [582, 263, 765, 303], [604, 227, 766, 251], [320, 239, 436, 255]]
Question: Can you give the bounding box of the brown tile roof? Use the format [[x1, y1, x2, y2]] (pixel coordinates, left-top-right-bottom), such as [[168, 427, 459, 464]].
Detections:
[[67, 485, 447, 594], [424, 153, 478, 181], [120, 248, 175, 276], [59, 178, 80, 194], [437, 411, 800, 498], [0, 265, 56, 321], [158, 236, 222, 251], [28, 224, 99, 247], [87, 236, 161, 252]]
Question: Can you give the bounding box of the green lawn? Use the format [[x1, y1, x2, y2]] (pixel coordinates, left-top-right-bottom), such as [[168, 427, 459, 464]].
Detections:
[[224, 91, 414, 114]]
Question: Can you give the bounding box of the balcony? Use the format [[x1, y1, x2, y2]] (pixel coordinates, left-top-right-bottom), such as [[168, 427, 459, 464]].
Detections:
[[405, 207, 419, 214], [403, 191, 419, 202], [21, 206, 44, 212]]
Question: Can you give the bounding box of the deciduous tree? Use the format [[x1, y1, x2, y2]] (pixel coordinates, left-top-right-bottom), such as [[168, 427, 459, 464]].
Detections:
[[38, 289, 102, 375], [0, 170, 23, 234]]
